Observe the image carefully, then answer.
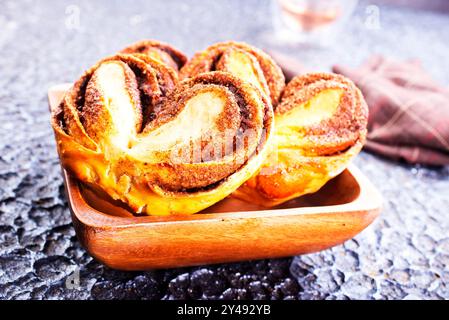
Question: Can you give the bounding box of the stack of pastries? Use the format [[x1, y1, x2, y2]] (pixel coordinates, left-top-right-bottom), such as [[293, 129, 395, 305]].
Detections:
[[51, 40, 368, 216]]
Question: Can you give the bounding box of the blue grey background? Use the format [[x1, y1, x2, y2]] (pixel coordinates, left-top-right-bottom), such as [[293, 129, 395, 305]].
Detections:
[[0, 0, 448, 299]]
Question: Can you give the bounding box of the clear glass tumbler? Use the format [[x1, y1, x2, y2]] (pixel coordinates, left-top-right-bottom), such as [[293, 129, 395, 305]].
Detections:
[[273, 0, 359, 46]]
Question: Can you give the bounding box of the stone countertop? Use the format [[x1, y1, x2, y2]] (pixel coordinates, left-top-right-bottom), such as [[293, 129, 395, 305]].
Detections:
[[0, 0, 448, 300]]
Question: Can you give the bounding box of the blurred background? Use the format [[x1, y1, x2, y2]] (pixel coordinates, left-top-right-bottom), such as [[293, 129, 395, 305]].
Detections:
[[0, 0, 448, 300], [2, 0, 448, 84]]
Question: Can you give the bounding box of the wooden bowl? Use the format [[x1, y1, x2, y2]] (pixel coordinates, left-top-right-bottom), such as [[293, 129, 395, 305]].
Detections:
[[49, 84, 381, 271]]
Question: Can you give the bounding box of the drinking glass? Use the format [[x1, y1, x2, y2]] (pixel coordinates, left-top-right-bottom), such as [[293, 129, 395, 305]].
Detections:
[[273, 0, 359, 46]]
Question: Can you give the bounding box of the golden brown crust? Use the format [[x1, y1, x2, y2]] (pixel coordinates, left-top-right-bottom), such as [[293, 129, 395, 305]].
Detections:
[[233, 72, 368, 207], [139, 71, 273, 192], [66, 54, 178, 139], [277, 72, 368, 156], [180, 41, 285, 105], [51, 52, 273, 215], [121, 39, 188, 71], [52, 39, 367, 214]]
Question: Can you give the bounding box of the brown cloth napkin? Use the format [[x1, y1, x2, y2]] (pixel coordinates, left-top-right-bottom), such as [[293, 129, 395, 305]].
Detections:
[[268, 51, 449, 166]]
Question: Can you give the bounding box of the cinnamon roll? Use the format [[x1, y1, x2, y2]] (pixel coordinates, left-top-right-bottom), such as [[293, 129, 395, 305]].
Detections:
[[233, 72, 368, 207], [121, 39, 187, 71], [51, 53, 273, 215], [180, 41, 285, 105]]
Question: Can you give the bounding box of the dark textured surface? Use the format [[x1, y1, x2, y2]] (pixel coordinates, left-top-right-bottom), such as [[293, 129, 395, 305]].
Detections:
[[0, 0, 448, 300]]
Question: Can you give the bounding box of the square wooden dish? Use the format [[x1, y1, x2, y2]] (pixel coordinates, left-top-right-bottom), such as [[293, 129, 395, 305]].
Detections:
[[49, 84, 381, 271]]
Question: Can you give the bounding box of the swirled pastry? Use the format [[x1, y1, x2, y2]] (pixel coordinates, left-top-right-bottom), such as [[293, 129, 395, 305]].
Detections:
[[121, 39, 187, 71], [233, 73, 368, 207], [51, 54, 273, 215], [180, 41, 285, 105]]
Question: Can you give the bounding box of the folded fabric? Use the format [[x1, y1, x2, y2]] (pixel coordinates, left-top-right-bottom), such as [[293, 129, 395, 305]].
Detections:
[[333, 56, 449, 166], [267, 51, 449, 165]]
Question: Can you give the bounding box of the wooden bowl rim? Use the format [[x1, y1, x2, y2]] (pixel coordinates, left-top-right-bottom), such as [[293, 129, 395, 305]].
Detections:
[[63, 164, 382, 229]]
